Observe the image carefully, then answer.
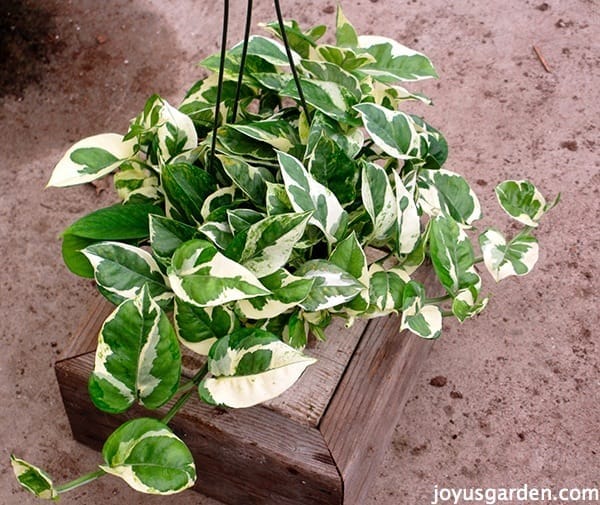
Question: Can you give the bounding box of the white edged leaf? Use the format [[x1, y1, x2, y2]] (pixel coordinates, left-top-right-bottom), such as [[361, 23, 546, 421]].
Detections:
[[101, 418, 195, 495], [277, 150, 347, 243], [217, 154, 275, 205], [364, 263, 410, 317], [400, 281, 442, 339], [357, 35, 438, 82], [361, 161, 397, 242], [48, 133, 135, 187], [452, 287, 489, 322], [154, 98, 198, 160], [239, 211, 312, 278], [392, 170, 420, 254], [479, 228, 540, 282], [418, 169, 482, 226], [198, 221, 234, 250], [11, 456, 58, 500], [82, 241, 171, 306], [200, 186, 237, 220], [228, 119, 300, 152], [199, 328, 316, 408], [230, 35, 301, 66], [237, 269, 314, 320], [174, 298, 238, 355], [495, 180, 551, 227], [295, 260, 364, 311], [354, 102, 425, 160], [89, 285, 181, 413], [167, 239, 270, 308]]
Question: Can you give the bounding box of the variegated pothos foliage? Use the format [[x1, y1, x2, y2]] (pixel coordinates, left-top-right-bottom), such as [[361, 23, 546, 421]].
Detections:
[[24, 6, 557, 501]]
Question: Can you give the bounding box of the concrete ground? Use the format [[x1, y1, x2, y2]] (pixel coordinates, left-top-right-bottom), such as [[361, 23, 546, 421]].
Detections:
[[1, 0, 598, 503]]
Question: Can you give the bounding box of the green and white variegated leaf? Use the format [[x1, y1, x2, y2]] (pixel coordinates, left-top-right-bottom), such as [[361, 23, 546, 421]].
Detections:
[[199, 328, 316, 408], [114, 162, 160, 203], [495, 180, 552, 227], [237, 269, 314, 320], [260, 19, 326, 59], [305, 133, 359, 206], [335, 4, 359, 47], [361, 161, 396, 241], [216, 126, 278, 164], [280, 78, 359, 125], [365, 263, 410, 317], [174, 298, 238, 355], [354, 103, 424, 160], [300, 60, 361, 101], [89, 286, 181, 413], [11, 456, 58, 500], [229, 35, 301, 66], [167, 239, 270, 307], [429, 216, 480, 296], [371, 80, 433, 106], [400, 281, 442, 339], [239, 211, 312, 278], [329, 232, 369, 313], [153, 97, 198, 161], [228, 119, 300, 153], [82, 242, 171, 306], [278, 151, 347, 243], [295, 260, 364, 311], [316, 45, 376, 72], [418, 169, 482, 226], [101, 418, 195, 495], [162, 162, 217, 225], [198, 221, 233, 250], [227, 208, 265, 234], [217, 154, 275, 205], [48, 133, 135, 187], [452, 286, 489, 322], [479, 228, 539, 282], [149, 214, 198, 264], [201, 186, 237, 220], [357, 35, 438, 82], [306, 111, 363, 159], [265, 182, 293, 215], [392, 170, 420, 254]]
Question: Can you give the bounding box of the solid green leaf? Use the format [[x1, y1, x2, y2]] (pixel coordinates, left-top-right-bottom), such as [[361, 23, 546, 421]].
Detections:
[[61, 233, 96, 278], [101, 418, 195, 494], [89, 286, 181, 413], [64, 203, 161, 240], [149, 214, 198, 263]]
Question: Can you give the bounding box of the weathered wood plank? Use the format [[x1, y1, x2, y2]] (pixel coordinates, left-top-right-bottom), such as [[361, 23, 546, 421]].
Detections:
[[319, 315, 434, 505], [55, 351, 343, 505]]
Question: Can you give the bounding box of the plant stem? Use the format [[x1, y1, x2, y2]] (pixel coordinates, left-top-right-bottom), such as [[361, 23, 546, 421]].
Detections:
[[209, 0, 230, 172], [273, 0, 309, 117], [231, 0, 253, 123], [55, 469, 106, 494], [161, 364, 209, 425], [473, 256, 483, 264], [441, 310, 454, 318], [426, 294, 452, 304]]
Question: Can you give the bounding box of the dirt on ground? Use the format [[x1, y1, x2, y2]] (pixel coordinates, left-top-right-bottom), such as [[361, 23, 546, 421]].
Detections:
[[1, 0, 598, 504]]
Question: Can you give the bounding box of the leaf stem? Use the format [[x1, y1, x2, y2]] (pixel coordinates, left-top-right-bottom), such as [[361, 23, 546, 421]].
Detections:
[[161, 364, 209, 425], [473, 256, 483, 264], [441, 310, 454, 318], [426, 294, 452, 304], [55, 469, 106, 494]]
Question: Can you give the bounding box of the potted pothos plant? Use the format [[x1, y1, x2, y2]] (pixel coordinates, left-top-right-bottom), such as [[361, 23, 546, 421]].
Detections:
[[12, 5, 557, 501]]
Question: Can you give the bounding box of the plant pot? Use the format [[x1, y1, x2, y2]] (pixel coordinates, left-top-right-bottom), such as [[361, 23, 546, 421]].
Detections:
[[55, 287, 434, 505]]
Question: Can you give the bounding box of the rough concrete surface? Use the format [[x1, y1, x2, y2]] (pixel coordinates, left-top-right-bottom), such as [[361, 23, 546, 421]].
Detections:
[[1, 0, 598, 504]]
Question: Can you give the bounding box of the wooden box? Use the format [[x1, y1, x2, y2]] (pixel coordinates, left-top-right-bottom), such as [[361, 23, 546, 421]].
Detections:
[[55, 298, 433, 504]]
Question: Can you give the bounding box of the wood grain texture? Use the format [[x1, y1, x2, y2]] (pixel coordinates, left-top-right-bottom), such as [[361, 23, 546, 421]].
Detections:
[[319, 315, 434, 505]]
